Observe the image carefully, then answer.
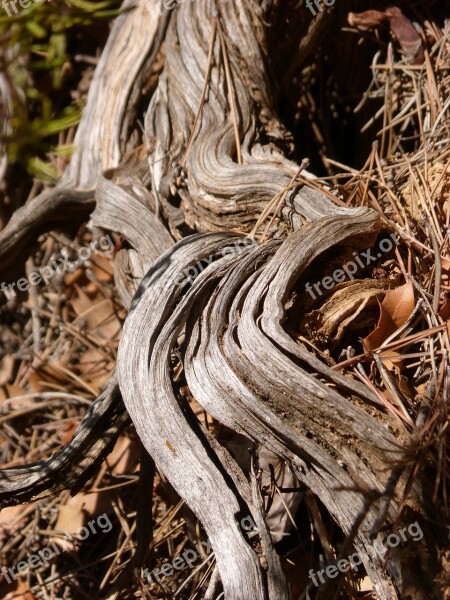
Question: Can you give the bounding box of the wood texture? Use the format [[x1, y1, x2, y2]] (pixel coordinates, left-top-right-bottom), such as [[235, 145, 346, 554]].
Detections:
[[0, 1, 445, 598]]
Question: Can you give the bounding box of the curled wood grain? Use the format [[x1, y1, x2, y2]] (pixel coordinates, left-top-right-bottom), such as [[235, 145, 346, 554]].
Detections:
[[145, 0, 364, 233], [118, 234, 292, 599], [0, 1, 445, 598]]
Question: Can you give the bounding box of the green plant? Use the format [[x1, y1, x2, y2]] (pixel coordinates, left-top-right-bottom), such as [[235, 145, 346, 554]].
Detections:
[[0, 0, 124, 182]]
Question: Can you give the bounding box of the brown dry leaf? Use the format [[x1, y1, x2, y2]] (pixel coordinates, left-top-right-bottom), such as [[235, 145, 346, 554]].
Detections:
[[348, 10, 387, 30], [385, 7, 424, 64], [0, 505, 31, 537], [27, 371, 48, 393], [105, 435, 140, 475], [58, 490, 113, 524], [0, 384, 26, 402], [348, 7, 424, 63], [0, 385, 28, 407], [76, 353, 112, 393], [58, 419, 79, 445], [88, 253, 114, 283], [379, 348, 406, 371], [363, 282, 415, 351], [441, 258, 450, 290], [37, 360, 72, 385], [69, 286, 121, 343], [439, 301, 450, 323], [415, 383, 427, 396], [77, 347, 114, 384], [1, 581, 35, 600], [0, 504, 36, 548], [64, 267, 85, 287], [54, 501, 86, 546], [53, 502, 86, 551], [53, 490, 113, 550]]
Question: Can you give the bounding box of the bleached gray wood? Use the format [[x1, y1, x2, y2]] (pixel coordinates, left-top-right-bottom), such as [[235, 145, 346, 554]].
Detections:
[[61, 0, 167, 188], [0, 1, 445, 598], [118, 234, 288, 599], [144, 0, 365, 233]]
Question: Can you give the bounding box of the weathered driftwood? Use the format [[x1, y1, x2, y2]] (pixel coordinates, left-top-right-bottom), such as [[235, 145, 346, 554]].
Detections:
[[118, 234, 293, 599], [147, 0, 361, 233], [0, 1, 446, 598], [116, 216, 438, 599], [61, 0, 167, 188]]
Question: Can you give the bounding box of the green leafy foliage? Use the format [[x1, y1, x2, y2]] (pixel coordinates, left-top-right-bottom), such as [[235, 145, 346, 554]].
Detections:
[[0, 0, 123, 182]]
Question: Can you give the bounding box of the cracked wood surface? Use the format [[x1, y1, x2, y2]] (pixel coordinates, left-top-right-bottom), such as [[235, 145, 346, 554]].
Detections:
[[0, 1, 445, 598]]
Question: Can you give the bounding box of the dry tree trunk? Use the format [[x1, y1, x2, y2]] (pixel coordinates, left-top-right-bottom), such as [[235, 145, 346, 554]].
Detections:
[[0, 1, 447, 599]]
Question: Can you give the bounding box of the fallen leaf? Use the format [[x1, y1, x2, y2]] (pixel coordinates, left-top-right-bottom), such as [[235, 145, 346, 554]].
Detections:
[[0, 385, 28, 408], [27, 371, 48, 393], [0, 355, 14, 387], [348, 10, 387, 30], [385, 7, 424, 64], [0, 505, 33, 542], [439, 301, 450, 322], [53, 491, 113, 551], [58, 419, 79, 445], [88, 253, 114, 283], [0, 385, 24, 402], [105, 435, 140, 476], [441, 258, 450, 292], [69, 287, 121, 343], [363, 282, 415, 351], [0, 506, 26, 529], [348, 7, 424, 63], [378, 349, 404, 371], [1, 581, 35, 600]]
